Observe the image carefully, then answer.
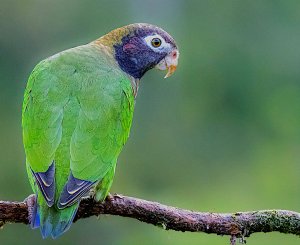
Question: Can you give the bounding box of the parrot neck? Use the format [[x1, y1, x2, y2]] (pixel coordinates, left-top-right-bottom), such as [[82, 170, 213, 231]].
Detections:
[[112, 43, 152, 79], [131, 78, 140, 98], [94, 27, 131, 48], [93, 38, 148, 79], [91, 41, 141, 98]]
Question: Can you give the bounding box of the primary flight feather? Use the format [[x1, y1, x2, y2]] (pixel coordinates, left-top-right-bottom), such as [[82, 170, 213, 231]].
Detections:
[[22, 23, 179, 238]]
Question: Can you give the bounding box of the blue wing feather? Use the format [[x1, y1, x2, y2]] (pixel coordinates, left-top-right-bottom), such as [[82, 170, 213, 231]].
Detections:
[[31, 161, 55, 207], [58, 172, 95, 209]]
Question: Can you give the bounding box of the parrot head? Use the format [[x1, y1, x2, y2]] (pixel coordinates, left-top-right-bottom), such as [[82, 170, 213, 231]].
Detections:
[[96, 23, 179, 79]]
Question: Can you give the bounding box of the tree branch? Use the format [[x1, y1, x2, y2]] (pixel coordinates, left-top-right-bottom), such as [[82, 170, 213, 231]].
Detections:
[[1, 194, 300, 242]]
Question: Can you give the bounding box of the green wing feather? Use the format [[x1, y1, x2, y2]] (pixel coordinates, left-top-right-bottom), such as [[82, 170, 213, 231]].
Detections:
[[22, 59, 67, 173], [70, 62, 134, 181]]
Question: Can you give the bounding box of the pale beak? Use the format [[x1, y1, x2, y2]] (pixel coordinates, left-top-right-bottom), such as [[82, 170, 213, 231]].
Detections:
[[155, 49, 179, 78]]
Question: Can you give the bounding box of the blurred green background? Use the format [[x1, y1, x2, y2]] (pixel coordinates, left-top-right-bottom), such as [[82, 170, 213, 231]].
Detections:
[[1, 0, 300, 244]]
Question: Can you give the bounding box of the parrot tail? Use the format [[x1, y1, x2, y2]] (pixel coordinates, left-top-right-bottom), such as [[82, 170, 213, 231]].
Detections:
[[31, 195, 79, 239]]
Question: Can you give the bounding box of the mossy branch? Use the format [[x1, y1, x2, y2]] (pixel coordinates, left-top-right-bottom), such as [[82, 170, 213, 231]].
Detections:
[[1, 194, 300, 243]]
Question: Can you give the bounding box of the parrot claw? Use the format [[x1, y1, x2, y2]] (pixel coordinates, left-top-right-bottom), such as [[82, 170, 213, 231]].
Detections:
[[113, 193, 123, 199], [89, 189, 96, 197], [0, 220, 4, 229], [105, 193, 124, 202], [105, 193, 114, 202]]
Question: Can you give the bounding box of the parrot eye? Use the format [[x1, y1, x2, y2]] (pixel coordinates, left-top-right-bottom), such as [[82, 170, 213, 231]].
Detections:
[[144, 34, 170, 52], [151, 38, 162, 48]]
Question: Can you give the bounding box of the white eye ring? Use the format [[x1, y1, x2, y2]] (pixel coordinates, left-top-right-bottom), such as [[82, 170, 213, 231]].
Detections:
[[144, 34, 171, 52]]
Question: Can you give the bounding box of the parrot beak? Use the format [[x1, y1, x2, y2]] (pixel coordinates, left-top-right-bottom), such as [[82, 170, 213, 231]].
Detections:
[[155, 49, 179, 78]]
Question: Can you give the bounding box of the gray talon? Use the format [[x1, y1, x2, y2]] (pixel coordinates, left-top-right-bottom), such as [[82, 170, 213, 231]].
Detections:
[[105, 193, 114, 202]]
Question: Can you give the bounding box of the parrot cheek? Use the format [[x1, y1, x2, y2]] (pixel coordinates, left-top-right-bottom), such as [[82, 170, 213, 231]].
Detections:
[[155, 59, 167, 71], [123, 43, 137, 53], [130, 57, 138, 65]]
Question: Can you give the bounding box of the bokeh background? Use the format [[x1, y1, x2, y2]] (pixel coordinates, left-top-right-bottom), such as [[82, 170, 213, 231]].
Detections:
[[1, 0, 300, 244]]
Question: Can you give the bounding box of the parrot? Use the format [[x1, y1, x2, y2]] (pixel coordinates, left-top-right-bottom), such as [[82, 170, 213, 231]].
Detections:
[[22, 23, 179, 239]]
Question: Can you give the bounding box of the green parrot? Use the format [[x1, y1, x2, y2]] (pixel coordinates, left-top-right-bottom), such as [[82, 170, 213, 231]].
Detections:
[[22, 23, 179, 238]]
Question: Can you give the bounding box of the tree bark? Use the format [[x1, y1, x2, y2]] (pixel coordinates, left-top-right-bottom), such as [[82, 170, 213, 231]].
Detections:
[[1, 194, 300, 243]]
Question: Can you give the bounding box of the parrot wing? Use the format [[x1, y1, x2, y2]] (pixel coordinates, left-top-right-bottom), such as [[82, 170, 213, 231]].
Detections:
[[23, 59, 70, 206], [58, 58, 134, 208]]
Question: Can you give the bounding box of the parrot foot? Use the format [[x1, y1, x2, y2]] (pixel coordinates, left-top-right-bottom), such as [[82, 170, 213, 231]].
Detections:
[[105, 193, 123, 202], [89, 189, 96, 197], [24, 194, 36, 225], [88, 189, 100, 202], [0, 220, 4, 229], [105, 193, 114, 202], [113, 193, 123, 199]]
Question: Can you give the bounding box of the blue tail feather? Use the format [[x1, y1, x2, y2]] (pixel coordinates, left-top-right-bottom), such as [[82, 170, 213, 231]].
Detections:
[[40, 203, 78, 239], [51, 205, 78, 239], [30, 195, 79, 239], [41, 217, 53, 239], [31, 205, 40, 229]]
